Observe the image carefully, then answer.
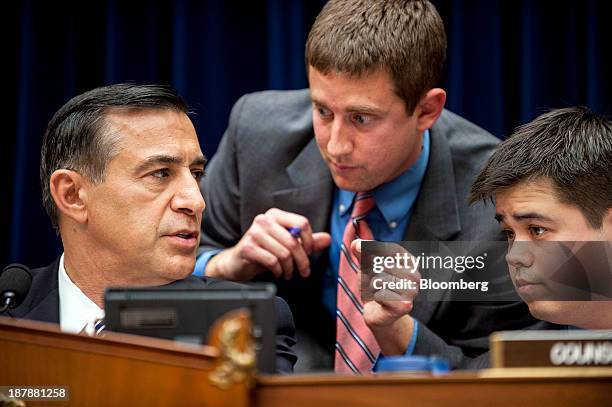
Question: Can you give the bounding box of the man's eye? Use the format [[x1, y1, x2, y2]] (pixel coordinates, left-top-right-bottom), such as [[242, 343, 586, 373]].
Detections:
[[192, 170, 205, 181], [317, 106, 332, 119], [530, 226, 547, 237], [150, 169, 170, 179], [351, 114, 371, 125]]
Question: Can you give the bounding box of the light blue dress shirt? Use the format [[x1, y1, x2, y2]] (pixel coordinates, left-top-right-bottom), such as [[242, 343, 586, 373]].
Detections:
[[325, 130, 430, 362], [322, 130, 430, 316]]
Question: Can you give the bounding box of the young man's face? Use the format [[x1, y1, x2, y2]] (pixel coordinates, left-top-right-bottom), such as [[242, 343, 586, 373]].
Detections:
[[83, 109, 206, 285], [308, 66, 424, 192], [495, 177, 612, 325]]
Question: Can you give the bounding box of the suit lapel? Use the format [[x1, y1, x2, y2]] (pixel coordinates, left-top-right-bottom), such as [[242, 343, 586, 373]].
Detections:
[[18, 289, 59, 323], [405, 118, 461, 242], [406, 120, 462, 324], [270, 137, 334, 286], [272, 137, 333, 235]]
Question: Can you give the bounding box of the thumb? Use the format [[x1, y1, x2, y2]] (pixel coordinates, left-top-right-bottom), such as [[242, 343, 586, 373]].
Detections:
[[312, 232, 332, 251], [350, 238, 362, 256]]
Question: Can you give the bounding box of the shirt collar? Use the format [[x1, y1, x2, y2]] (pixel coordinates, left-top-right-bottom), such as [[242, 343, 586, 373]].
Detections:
[[338, 129, 430, 224], [58, 253, 104, 335]]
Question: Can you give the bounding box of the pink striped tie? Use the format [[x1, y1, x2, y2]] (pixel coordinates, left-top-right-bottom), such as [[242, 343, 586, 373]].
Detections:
[[334, 192, 380, 374]]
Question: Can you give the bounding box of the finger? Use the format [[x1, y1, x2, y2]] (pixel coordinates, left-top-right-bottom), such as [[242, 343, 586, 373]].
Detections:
[[373, 286, 418, 302], [368, 270, 420, 302], [372, 288, 408, 302], [363, 300, 413, 327], [249, 227, 295, 279], [382, 270, 421, 287], [312, 232, 332, 252], [386, 244, 419, 278], [370, 276, 418, 300], [266, 208, 315, 254], [382, 259, 421, 279], [265, 221, 312, 278], [377, 299, 414, 316], [350, 238, 362, 256], [241, 244, 284, 278], [251, 212, 303, 278]]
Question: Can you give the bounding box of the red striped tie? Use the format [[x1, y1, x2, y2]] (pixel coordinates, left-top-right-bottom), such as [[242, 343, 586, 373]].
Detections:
[[334, 192, 380, 373]]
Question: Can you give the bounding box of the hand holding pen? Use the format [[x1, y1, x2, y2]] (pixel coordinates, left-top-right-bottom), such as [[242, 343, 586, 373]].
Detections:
[[205, 208, 331, 282]]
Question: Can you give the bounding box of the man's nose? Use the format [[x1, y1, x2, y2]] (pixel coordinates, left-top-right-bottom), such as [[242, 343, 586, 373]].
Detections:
[[326, 118, 353, 158], [172, 173, 205, 216], [506, 240, 535, 269]]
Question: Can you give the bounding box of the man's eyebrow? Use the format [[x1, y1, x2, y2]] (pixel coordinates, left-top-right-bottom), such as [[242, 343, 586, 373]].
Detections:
[[513, 212, 555, 222], [311, 98, 383, 115], [346, 105, 383, 115], [310, 97, 327, 108], [134, 154, 206, 173], [495, 212, 555, 223], [191, 155, 207, 167]]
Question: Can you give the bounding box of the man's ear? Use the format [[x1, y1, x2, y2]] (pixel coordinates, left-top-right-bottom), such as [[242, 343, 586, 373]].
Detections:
[[49, 169, 90, 225], [414, 88, 446, 133]]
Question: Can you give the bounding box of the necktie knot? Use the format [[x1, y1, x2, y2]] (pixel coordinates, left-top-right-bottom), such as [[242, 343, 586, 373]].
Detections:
[[352, 192, 375, 218], [93, 318, 106, 336], [351, 192, 375, 240]]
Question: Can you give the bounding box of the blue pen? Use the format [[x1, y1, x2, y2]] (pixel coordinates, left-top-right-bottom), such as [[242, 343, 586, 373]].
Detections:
[[287, 227, 301, 238]]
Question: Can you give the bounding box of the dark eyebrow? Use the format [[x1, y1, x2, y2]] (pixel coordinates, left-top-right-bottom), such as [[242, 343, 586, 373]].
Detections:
[[346, 106, 383, 115], [134, 154, 207, 174], [495, 212, 554, 223], [192, 155, 207, 167], [311, 98, 383, 115], [513, 212, 555, 222], [310, 98, 328, 109]]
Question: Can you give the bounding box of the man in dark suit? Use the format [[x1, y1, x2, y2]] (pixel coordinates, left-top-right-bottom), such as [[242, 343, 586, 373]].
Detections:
[[198, 0, 544, 372], [5, 83, 296, 373]]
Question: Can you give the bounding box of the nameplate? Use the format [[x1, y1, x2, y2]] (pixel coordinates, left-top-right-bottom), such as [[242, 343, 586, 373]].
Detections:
[[491, 330, 612, 368]]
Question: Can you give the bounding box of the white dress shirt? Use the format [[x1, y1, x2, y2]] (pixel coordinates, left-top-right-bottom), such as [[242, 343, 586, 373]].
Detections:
[[58, 253, 104, 335]]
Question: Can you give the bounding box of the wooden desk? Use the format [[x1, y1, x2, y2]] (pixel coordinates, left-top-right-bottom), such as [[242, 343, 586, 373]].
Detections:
[[254, 369, 612, 407], [2, 317, 611, 406], [0, 315, 253, 407]]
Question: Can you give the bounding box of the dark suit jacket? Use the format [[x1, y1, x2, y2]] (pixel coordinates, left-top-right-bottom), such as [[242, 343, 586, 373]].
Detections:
[[6, 258, 297, 373], [199, 89, 551, 370]]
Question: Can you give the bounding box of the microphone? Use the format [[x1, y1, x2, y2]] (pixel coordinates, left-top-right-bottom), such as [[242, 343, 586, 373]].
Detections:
[[0, 264, 32, 313]]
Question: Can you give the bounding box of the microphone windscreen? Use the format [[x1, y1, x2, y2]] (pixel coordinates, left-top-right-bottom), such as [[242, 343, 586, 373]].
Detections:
[[0, 263, 32, 307]]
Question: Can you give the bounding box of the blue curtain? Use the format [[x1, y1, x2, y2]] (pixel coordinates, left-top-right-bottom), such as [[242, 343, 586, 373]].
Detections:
[[4, 0, 611, 269]]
